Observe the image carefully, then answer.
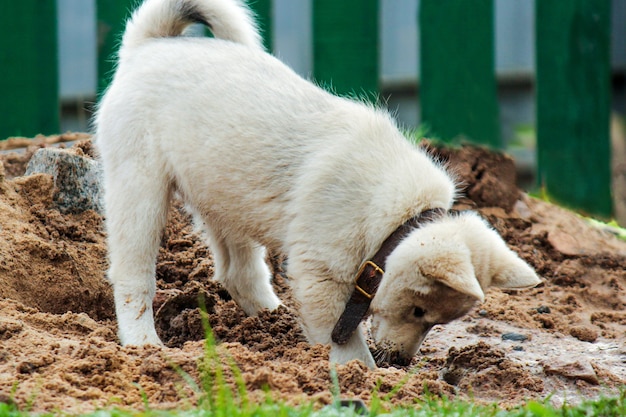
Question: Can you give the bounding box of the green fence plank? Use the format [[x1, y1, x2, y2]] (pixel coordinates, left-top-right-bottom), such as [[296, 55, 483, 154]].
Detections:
[[0, 0, 59, 139], [247, 0, 272, 52], [419, 0, 499, 147], [536, 0, 612, 218], [97, 0, 135, 96], [313, 0, 379, 98]]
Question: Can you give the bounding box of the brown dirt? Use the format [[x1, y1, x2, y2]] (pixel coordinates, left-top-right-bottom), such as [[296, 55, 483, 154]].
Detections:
[[0, 136, 624, 413]]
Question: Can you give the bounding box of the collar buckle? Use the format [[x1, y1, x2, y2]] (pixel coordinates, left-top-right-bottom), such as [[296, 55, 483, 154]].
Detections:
[[353, 261, 384, 299]]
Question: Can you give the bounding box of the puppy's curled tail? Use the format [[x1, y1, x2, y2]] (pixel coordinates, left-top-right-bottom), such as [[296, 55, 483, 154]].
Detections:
[[121, 0, 263, 53]]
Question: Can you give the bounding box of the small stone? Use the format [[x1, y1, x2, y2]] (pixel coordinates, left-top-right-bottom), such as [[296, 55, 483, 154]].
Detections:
[[502, 332, 528, 342], [536, 306, 551, 314], [543, 359, 599, 385], [17, 362, 36, 374], [478, 309, 488, 316], [569, 326, 598, 343], [512, 346, 524, 351], [0, 393, 14, 406], [513, 199, 532, 219], [338, 399, 368, 415]]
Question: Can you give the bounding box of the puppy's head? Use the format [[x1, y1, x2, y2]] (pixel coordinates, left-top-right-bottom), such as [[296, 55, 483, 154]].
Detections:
[[369, 211, 540, 366]]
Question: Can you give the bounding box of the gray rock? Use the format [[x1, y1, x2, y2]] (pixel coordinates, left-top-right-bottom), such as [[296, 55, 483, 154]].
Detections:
[[25, 148, 103, 214], [502, 332, 528, 342], [536, 305, 551, 314]]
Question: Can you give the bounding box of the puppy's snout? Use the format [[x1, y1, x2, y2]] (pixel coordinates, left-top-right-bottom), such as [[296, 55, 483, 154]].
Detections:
[[371, 324, 434, 367], [374, 349, 412, 367]]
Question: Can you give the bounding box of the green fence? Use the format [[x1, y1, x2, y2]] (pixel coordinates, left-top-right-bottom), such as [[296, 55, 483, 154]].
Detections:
[[535, 0, 612, 218], [0, 1, 59, 138], [0, 0, 613, 218]]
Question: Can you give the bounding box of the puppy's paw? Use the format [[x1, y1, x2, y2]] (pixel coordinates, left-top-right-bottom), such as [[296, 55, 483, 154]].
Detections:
[[116, 307, 163, 346], [330, 340, 376, 369], [120, 333, 164, 347], [237, 292, 282, 316]]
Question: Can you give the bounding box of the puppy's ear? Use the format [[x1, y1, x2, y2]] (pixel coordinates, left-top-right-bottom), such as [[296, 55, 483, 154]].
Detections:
[[490, 248, 541, 290], [458, 211, 541, 291], [419, 247, 485, 302]]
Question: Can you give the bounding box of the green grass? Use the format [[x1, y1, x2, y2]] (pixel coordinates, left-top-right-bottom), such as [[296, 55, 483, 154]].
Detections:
[[530, 187, 626, 242], [1, 299, 624, 417], [2, 392, 625, 417], [584, 217, 626, 242]]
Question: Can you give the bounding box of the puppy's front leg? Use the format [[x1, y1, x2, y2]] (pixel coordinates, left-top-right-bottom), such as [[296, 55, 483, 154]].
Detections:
[[329, 326, 376, 369], [290, 272, 376, 368]]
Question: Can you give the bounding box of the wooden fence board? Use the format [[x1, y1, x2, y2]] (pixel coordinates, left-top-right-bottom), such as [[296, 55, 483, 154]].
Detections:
[[313, 0, 379, 98], [0, 0, 59, 138], [419, 0, 499, 147], [536, 0, 612, 218]]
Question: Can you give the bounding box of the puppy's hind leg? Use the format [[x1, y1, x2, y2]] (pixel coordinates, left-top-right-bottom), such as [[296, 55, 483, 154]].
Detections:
[[203, 228, 281, 315], [104, 163, 171, 346]]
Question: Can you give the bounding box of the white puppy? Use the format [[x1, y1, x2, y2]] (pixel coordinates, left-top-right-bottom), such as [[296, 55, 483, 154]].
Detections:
[[96, 0, 540, 368]]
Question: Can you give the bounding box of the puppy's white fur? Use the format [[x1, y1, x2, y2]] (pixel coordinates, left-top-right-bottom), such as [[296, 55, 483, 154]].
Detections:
[[96, 0, 540, 368]]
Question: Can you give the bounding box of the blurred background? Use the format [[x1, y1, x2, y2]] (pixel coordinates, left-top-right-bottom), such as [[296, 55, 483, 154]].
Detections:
[[1, 0, 625, 222], [52, 1, 626, 139]]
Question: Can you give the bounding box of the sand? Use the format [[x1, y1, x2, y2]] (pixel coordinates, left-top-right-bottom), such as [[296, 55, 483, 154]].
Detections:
[[0, 137, 624, 413]]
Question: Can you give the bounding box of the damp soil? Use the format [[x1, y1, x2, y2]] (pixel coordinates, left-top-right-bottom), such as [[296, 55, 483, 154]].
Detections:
[[0, 136, 624, 413]]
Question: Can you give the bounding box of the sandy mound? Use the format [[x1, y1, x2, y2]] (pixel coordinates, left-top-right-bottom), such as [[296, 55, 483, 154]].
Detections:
[[0, 137, 624, 413]]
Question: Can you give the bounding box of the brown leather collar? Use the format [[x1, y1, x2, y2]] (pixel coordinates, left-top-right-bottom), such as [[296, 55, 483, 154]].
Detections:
[[331, 207, 447, 345]]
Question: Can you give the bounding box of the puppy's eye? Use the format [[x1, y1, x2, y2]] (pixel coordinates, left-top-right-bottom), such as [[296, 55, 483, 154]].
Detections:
[[413, 307, 426, 318]]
